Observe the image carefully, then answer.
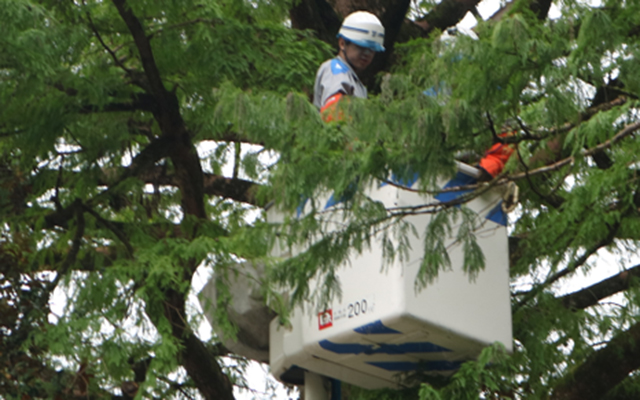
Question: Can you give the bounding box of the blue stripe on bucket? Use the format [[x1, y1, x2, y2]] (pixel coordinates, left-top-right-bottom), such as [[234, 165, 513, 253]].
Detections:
[[435, 172, 477, 203], [354, 320, 401, 334], [319, 340, 451, 355], [366, 360, 462, 371], [485, 201, 507, 226]]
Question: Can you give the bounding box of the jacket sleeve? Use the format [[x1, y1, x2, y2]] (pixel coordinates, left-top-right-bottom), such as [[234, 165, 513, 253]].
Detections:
[[478, 131, 516, 178], [319, 93, 348, 122]]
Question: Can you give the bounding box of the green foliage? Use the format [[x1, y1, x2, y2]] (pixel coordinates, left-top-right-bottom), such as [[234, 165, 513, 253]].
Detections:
[[2, 0, 640, 398], [418, 343, 514, 400]]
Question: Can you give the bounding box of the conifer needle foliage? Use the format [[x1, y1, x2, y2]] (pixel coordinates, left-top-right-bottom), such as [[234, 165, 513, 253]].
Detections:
[[1, 0, 640, 399]]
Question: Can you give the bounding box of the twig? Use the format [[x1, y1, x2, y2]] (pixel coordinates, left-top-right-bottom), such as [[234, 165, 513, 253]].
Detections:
[[50, 200, 85, 288], [516, 117, 542, 140], [233, 142, 241, 179], [84, 3, 133, 76], [486, 112, 500, 142], [0, 129, 25, 138], [515, 140, 565, 208], [54, 157, 64, 211]]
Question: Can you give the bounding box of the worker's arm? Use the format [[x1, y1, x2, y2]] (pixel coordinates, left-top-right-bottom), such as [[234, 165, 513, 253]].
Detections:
[[478, 131, 516, 180], [320, 92, 351, 122]]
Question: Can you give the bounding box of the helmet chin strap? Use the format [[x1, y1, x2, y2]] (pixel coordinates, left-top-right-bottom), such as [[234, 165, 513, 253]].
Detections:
[[340, 43, 358, 72]]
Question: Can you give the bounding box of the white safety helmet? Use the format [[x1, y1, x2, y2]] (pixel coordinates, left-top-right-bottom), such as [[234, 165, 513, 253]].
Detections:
[[338, 11, 385, 52]]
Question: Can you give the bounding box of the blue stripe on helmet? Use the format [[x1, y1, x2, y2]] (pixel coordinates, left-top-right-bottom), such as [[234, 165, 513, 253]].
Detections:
[[337, 34, 385, 52], [341, 25, 370, 34]]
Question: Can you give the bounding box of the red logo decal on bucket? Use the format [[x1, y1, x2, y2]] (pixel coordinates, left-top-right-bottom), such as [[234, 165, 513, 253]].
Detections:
[[318, 309, 333, 330]]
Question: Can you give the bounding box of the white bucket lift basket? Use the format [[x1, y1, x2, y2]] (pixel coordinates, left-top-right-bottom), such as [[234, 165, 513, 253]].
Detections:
[[269, 162, 512, 389]]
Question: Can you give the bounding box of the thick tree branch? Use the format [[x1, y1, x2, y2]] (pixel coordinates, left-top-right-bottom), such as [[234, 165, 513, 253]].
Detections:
[[204, 173, 259, 206], [505, 120, 640, 183], [79, 93, 158, 114], [136, 166, 260, 206], [560, 264, 640, 310], [110, 1, 206, 218], [415, 0, 482, 34], [159, 288, 235, 400], [108, 5, 228, 397], [551, 321, 640, 400], [366, 0, 412, 86], [289, 0, 341, 44], [44, 197, 85, 230], [111, 0, 167, 101], [53, 202, 85, 282], [39, 164, 259, 208], [84, 135, 173, 211], [489, 0, 552, 22]]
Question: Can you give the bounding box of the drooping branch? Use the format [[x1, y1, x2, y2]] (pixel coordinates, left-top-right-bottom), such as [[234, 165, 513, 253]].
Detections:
[[551, 321, 640, 400], [586, 80, 630, 169], [82, 204, 135, 256]]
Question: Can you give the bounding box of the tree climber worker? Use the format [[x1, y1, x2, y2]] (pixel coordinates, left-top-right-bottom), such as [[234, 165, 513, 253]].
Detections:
[[313, 11, 513, 180], [313, 11, 385, 122]]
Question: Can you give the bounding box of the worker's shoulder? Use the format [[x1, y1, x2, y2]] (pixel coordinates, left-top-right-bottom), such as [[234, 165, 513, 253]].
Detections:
[[318, 57, 350, 76]]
